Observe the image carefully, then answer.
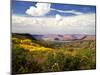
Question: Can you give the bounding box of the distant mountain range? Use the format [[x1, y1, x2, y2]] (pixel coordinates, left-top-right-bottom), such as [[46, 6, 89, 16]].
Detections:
[[32, 34, 96, 41], [12, 33, 96, 41]]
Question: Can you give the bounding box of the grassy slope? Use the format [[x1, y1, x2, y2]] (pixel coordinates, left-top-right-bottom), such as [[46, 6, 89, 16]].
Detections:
[[12, 33, 96, 74]]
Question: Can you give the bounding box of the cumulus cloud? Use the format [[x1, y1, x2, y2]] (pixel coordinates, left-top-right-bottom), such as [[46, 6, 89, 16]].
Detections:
[[25, 2, 84, 16], [55, 14, 62, 21], [26, 3, 51, 16], [12, 13, 95, 34]]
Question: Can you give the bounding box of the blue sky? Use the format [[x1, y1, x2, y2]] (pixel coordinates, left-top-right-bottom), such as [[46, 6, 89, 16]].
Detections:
[[12, 0, 96, 17], [12, 0, 96, 35]]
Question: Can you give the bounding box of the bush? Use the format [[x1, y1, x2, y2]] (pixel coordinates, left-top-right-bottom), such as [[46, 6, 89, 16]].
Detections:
[[12, 44, 42, 74]]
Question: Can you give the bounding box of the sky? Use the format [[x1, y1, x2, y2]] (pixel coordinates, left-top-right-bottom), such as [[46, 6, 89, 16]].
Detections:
[[12, 0, 96, 35]]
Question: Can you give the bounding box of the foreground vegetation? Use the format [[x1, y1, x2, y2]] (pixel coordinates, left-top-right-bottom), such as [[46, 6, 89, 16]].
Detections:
[[12, 34, 96, 74]]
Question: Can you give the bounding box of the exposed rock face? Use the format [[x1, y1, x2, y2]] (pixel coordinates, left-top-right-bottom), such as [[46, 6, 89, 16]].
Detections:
[[83, 35, 95, 40]]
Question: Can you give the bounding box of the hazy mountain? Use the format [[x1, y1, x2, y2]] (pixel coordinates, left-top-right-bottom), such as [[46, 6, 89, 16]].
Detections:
[[35, 34, 95, 41], [32, 34, 96, 41], [12, 33, 95, 41]]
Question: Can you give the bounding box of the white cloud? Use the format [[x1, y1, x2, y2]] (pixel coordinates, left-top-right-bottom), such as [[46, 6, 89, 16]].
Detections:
[[26, 3, 51, 16], [12, 13, 95, 34], [55, 14, 62, 21], [25, 2, 83, 16], [51, 9, 83, 15]]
